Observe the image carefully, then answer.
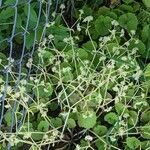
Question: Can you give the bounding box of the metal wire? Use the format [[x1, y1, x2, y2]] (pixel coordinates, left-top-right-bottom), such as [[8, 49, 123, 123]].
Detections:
[[0, 0, 65, 149]]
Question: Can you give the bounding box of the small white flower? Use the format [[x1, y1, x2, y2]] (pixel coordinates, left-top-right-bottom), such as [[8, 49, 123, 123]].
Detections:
[[85, 135, 93, 141], [19, 86, 26, 93], [7, 58, 14, 63], [63, 37, 70, 43], [75, 144, 81, 150], [110, 136, 116, 142], [23, 97, 29, 102], [53, 129, 59, 137], [5, 104, 11, 108], [135, 39, 139, 44], [41, 110, 47, 117], [23, 132, 31, 139], [20, 79, 27, 85], [111, 20, 119, 26], [48, 34, 54, 40], [114, 97, 119, 103], [110, 29, 116, 36], [141, 93, 145, 98], [75, 36, 80, 40], [60, 4, 65, 10], [82, 114, 88, 119], [52, 67, 57, 72], [79, 9, 84, 15], [124, 85, 128, 91], [83, 16, 93, 22], [132, 70, 143, 80], [7, 86, 12, 94], [124, 41, 130, 47], [123, 113, 130, 118], [118, 127, 125, 136], [120, 29, 125, 37], [52, 11, 56, 18], [131, 48, 138, 54], [113, 86, 119, 92], [100, 56, 106, 61], [130, 30, 136, 35], [77, 23, 81, 32], [43, 134, 49, 140], [72, 107, 77, 113], [50, 21, 55, 26], [44, 88, 49, 93], [14, 92, 20, 98], [104, 107, 112, 112], [122, 92, 126, 97], [62, 67, 71, 73], [30, 77, 34, 81], [60, 112, 68, 118], [103, 36, 111, 43], [45, 23, 50, 28], [121, 56, 127, 61]]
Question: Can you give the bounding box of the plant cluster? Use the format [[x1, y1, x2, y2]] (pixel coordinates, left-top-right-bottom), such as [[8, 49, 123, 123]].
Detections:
[[0, 0, 150, 150]]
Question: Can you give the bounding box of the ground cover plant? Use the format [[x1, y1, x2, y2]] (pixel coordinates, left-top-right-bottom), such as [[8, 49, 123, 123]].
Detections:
[[0, 0, 150, 150]]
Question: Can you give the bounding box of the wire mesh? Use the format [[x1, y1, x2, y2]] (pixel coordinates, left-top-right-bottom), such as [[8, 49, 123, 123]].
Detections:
[[0, 0, 63, 149]]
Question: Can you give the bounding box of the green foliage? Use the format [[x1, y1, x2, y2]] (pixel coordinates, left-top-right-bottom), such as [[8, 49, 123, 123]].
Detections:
[[115, 102, 128, 115], [104, 112, 118, 125], [141, 123, 150, 139], [142, 0, 150, 8], [34, 82, 53, 98], [95, 15, 112, 36], [118, 13, 138, 32], [141, 25, 149, 42], [24, 5, 38, 23], [126, 137, 141, 149], [141, 110, 150, 123], [37, 121, 49, 132], [78, 110, 97, 129], [1, 1, 150, 150], [144, 64, 150, 80], [127, 110, 138, 126], [4, 110, 12, 126], [93, 125, 108, 136], [67, 118, 76, 128]]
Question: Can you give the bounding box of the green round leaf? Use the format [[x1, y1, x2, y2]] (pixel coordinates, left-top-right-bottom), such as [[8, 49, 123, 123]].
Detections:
[[128, 39, 146, 55], [142, 0, 150, 8], [37, 120, 49, 132], [104, 112, 118, 125], [78, 110, 97, 129], [141, 123, 150, 139], [95, 15, 112, 36], [77, 48, 89, 60], [126, 137, 140, 149], [93, 125, 107, 136], [128, 111, 138, 126], [4, 110, 12, 126], [34, 82, 53, 98], [118, 13, 138, 32], [115, 102, 128, 115], [82, 41, 97, 51], [141, 110, 150, 123], [51, 117, 62, 128], [31, 132, 43, 141], [141, 25, 149, 42], [67, 118, 76, 128]]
